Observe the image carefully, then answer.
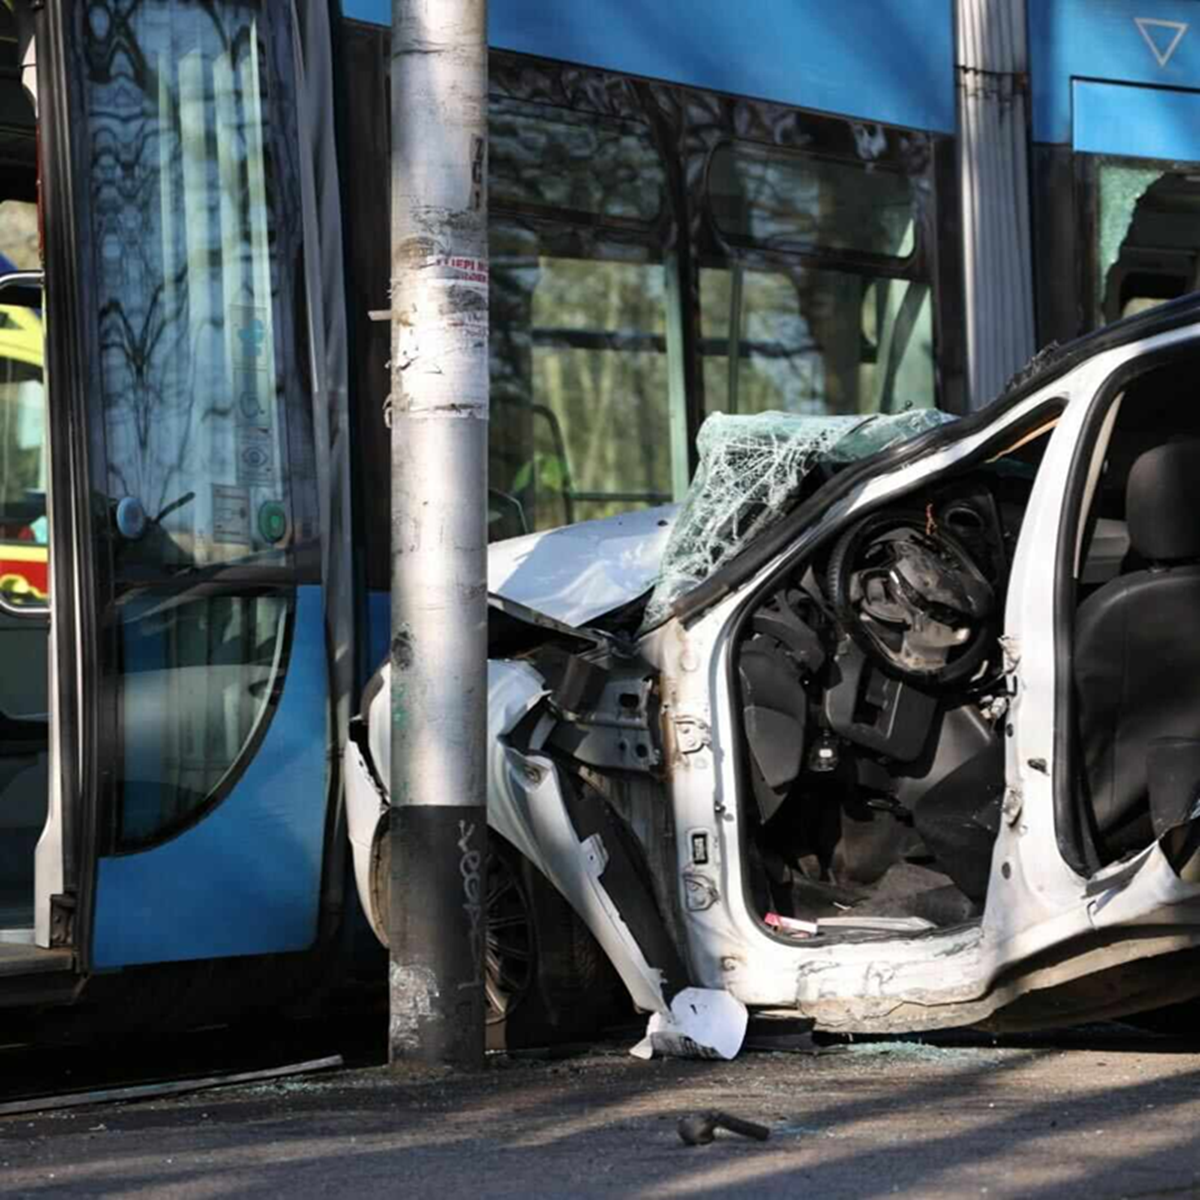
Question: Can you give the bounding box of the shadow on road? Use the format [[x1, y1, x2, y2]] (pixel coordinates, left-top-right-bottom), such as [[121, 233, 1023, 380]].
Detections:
[[3, 1022, 1200, 1198]]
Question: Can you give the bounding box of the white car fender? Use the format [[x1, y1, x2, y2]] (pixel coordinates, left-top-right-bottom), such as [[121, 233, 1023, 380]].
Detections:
[[342, 657, 674, 1017]]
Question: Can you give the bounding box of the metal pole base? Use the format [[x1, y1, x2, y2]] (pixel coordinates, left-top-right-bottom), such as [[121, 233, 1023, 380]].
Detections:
[[389, 804, 488, 1069]]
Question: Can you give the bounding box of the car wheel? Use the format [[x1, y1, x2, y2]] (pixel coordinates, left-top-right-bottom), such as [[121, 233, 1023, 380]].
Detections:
[[486, 835, 628, 1050], [370, 820, 627, 1050], [484, 837, 537, 1045]]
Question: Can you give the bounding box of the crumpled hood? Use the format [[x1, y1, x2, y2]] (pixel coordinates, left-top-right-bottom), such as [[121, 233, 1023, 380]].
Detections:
[[488, 504, 677, 628]]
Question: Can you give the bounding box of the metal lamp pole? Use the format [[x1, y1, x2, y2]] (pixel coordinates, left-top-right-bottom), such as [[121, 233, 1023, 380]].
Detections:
[[388, 0, 489, 1069]]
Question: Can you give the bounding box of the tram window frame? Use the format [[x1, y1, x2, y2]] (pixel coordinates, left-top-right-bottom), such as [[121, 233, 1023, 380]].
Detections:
[[342, 39, 965, 589], [485, 52, 951, 536]]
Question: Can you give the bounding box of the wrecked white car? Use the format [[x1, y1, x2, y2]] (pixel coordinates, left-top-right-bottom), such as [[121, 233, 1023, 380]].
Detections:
[[348, 298, 1200, 1054]]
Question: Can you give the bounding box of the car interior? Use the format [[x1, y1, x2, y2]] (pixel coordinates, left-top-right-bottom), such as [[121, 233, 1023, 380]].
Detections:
[[732, 360, 1200, 940], [728, 419, 1048, 936]]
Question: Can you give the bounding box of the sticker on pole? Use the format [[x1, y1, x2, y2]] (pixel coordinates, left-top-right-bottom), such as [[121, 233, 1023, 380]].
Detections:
[[630, 987, 749, 1061], [392, 253, 489, 420]]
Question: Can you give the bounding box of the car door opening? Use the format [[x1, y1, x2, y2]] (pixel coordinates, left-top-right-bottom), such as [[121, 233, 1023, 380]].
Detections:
[[730, 425, 1054, 935]]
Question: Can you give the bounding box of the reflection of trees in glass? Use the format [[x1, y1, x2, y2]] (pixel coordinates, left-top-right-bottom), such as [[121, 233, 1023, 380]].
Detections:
[[490, 247, 671, 531], [531, 258, 670, 524], [701, 264, 933, 418], [70, 4, 312, 848], [703, 140, 929, 417], [79, 1, 302, 565], [489, 98, 663, 221], [488, 96, 671, 532], [710, 145, 914, 256], [486, 62, 938, 536], [701, 267, 822, 416]]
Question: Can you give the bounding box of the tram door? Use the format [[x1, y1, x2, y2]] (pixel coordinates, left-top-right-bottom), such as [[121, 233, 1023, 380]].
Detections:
[[35, 1, 330, 969]]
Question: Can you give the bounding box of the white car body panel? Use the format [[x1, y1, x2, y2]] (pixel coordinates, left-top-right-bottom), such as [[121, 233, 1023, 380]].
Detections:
[[647, 330, 1200, 1026], [487, 504, 676, 627], [346, 655, 674, 1014], [347, 503, 678, 1012], [347, 317, 1200, 1037]]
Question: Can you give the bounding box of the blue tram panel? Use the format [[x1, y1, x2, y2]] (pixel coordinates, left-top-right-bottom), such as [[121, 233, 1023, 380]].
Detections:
[[91, 588, 330, 969], [1030, 0, 1200, 144], [1073, 80, 1200, 161], [343, 0, 956, 133]]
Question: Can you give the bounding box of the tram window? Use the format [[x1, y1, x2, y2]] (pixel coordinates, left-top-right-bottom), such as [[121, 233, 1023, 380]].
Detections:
[[708, 143, 917, 259], [0, 17, 47, 932], [117, 591, 290, 848], [700, 130, 933, 419], [489, 89, 671, 533], [489, 96, 664, 224], [481, 55, 946, 546], [80, 1, 307, 573], [1091, 160, 1200, 327], [700, 266, 933, 417], [68, 3, 316, 851], [490, 240, 672, 530], [0, 357, 46, 600]]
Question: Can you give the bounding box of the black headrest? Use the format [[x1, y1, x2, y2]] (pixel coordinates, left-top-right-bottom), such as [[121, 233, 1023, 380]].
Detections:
[[1127, 441, 1200, 563]]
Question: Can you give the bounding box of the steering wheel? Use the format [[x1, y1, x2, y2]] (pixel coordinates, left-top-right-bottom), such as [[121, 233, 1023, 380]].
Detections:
[[826, 511, 996, 688]]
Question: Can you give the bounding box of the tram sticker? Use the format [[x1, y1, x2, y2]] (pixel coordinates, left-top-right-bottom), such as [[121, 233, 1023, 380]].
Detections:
[[212, 484, 252, 545], [232, 305, 270, 365], [237, 425, 275, 486], [231, 305, 272, 427], [235, 368, 267, 423], [1134, 17, 1188, 68]]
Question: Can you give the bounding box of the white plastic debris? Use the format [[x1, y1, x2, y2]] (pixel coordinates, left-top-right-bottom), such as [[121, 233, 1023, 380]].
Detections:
[[630, 987, 749, 1061]]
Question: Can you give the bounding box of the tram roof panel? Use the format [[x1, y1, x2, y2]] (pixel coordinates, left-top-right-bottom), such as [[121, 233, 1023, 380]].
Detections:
[[341, 0, 956, 134]]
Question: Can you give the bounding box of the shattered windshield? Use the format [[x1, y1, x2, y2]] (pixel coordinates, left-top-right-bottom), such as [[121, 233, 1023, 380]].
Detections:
[[642, 409, 956, 626]]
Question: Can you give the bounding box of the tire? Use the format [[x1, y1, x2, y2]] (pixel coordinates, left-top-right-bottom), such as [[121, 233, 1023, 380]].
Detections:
[[371, 819, 628, 1049], [486, 835, 628, 1050]]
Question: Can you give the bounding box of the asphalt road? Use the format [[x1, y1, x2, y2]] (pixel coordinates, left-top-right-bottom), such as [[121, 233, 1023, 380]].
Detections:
[[3, 1026, 1199, 1199]]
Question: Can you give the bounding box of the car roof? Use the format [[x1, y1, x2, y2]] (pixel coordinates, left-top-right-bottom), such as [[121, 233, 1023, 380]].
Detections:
[[990, 290, 1200, 413]]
